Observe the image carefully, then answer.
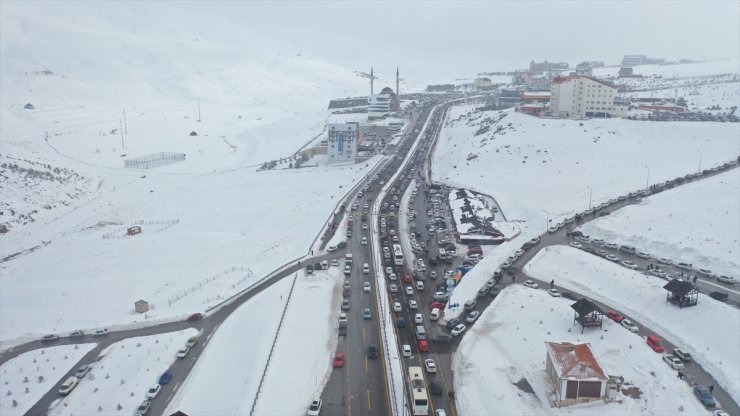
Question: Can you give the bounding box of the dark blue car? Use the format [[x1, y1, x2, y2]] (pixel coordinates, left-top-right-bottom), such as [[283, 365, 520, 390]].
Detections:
[[398, 316, 406, 328], [693, 386, 715, 407], [159, 370, 173, 385]]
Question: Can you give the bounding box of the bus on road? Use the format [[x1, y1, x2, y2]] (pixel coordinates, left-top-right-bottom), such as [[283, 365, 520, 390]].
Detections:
[[393, 244, 404, 266], [408, 366, 429, 415]]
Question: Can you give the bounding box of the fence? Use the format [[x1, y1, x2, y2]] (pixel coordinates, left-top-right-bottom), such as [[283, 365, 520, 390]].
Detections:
[[250, 274, 298, 416], [124, 152, 185, 169], [167, 266, 253, 306]]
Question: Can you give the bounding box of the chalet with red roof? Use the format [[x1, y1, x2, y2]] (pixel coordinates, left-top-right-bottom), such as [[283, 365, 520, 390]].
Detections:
[[545, 341, 609, 407]]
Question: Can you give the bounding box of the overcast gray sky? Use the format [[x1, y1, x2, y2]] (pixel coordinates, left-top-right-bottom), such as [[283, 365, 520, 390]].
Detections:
[[197, 1, 740, 67]]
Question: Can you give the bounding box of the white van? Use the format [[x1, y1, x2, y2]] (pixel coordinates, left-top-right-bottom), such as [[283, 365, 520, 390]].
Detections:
[[415, 325, 427, 340], [402, 344, 412, 357], [430, 308, 440, 321]]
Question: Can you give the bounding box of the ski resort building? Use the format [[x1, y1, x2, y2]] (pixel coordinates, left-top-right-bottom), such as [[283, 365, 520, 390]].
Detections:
[[327, 123, 358, 164], [550, 76, 618, 118], [545, 341, 609, 407]]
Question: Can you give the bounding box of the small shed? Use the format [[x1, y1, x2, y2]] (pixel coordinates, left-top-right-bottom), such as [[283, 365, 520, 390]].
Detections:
[[189, 131, 198, 136], [571, 298, 604, 333], [127, 225, 142, 236], [545, 341, 609, 407], [24, 103, 35, 109], [663, 279, 698, 308], [135, 299, 149, 313]]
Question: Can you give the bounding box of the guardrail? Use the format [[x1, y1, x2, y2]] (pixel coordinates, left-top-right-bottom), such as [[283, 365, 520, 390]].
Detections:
[[249, 273, 298, 416]]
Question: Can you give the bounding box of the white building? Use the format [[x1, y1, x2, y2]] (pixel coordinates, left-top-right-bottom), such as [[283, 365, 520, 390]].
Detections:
[[327, 123, 358, 164], [550, 76, 618, 118], [368, 94, 390, 119], [545, 341, 609, 407]]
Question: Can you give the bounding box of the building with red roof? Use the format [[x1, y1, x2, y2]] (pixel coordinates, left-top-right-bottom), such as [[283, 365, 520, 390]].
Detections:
[[545, 341, 609, 407]]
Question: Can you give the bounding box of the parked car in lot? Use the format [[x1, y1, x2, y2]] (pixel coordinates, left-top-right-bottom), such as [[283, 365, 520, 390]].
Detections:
[[621, 260, 638, 269], [710, 291, 729, 302], [466, 311, 480, 323], [694, 386, 716, 407], [621, 319, 639, 332], [606, 311, 624, 322], [446, 318, 460, 329], [159, 370, 173, 385], [75, 364, 91, 379], [717, 275, 736, 284], [605, 254, 619, 262], [547, 289, 561, 297], [561, 292, 579, 301], [569, 242, 583, 249], [648, 269, 667, 278], [696, 268, 715, 278], [432, 334, 452, 343], [146, 384, 161, 399], [663, 354, 684, 370], [41, 334, 59, 342], [93, 329, 109, 337], [176, 347, 190, 359], [307, 399, 323, 416], [646, 335, 665, 352], [636, 251, 651, 259], [676, 262, 693, 270], [451, 324, 466, 336], [523, 280, 538, 289], [134, 400, 151, 416], [59, 377, 78, 396], [68, 330, 84, 338], [673, 348, 693, 362], [464, 300, 477, 311]]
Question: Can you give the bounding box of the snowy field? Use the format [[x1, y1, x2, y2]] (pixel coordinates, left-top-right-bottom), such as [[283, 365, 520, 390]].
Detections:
[[0, 2, 382, 348], [47, 329, 197, 416], [592, 59, 740, 79], [0, 344, 96, 416], [432, 103, 739, 312], [579, 170, 740, 277], [166, 267, 341, 415], [524, 245, 740, 405], [453, 284, 713, 416]]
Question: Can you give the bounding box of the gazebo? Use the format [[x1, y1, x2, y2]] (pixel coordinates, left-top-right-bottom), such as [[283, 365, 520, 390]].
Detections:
[[663, 280, 698, 308], [571, 298, 604, 333]]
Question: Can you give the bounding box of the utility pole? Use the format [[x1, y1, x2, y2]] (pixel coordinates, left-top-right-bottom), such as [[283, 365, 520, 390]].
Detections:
[[119, 120, 125, 149], [122, 109, 128, 134], [197, 98, 201, 122]]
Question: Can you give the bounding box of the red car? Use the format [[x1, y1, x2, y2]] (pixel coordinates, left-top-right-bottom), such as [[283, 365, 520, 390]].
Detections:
[[187, 313, 204, 322], [333, 353, 345, 368], [418, 340, 429, 352], [403, 274, 413, 284], [606, 310, 624, 322], [430, 301, 447, 310], [646, 335, 665, 353]]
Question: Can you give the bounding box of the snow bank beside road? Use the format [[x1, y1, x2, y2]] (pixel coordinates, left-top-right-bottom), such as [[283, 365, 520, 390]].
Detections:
[[525, 245, 740, 404], [579, 169, 740, 277]]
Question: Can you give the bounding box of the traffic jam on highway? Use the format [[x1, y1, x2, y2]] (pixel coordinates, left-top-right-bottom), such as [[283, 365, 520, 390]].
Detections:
[[318, 98, 739, 416]]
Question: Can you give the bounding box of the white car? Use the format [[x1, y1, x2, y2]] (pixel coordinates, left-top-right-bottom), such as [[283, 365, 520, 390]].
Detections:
[[621, 260, 638, 269], [361, 237, 367, 245], [389, 273, 397, 281], [307, 399, 322, 416], [362, 223, 368, 230], [415, 313, 423, 324], [146, 384, 161, 399], [591, 239, 606, 246], [393, 302, 402, 312], [569, 242, 583, 249], [389, 283, 398, 293], [523, 280, 538, 289], [416, 281, 424, 291], [621, 319, 639, 333], [327, 245, 337, 252], [548, 225, 558, 234], [548, 288, 561, 297], [385, 266, 393, 275], [363, 263, 370, 274], [59, 376, 78, 396], [605, 254, 619, 262], [636, 251, 651, 259], [363, 282, 371, 292], [424, 358, 437, 373], [331, 259, 338, 267], [74, 364, 91, 379], [93, 329, 109, 337], [409, 300, 418, 309], [451, 323, 466, 336], [466, 311, 480, 323], [406, 286, 414, 295], [402, 344, 412, 357], [430, 271, 437, 279], [176, 347, 190, 359], [717, 275, 736, 284], [662, 354, 684, 370]]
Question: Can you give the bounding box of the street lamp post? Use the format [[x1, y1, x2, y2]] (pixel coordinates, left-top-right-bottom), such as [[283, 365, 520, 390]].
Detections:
[[587, 186, 592, 210], [698, 151, 702, 173], [644, 165, 650, 190]]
